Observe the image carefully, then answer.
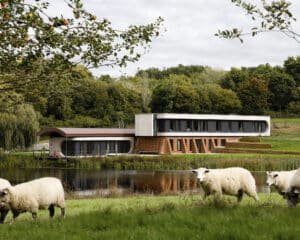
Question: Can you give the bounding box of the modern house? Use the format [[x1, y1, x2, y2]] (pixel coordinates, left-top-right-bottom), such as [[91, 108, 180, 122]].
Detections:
[[38, 113, 270, 157], [38, 128, 135, 158]]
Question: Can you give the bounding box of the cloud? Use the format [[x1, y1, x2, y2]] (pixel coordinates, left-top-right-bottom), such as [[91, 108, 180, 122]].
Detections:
[[47, 0, 300, 77]]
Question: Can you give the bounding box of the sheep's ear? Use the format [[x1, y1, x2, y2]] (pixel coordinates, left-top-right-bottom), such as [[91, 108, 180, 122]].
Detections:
[[192, 170, 197, 174], [266, 171, 270, 175], [204, 169, 210, 174]]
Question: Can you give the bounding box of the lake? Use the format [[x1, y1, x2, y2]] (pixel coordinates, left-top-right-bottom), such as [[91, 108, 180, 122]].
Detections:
[[0, 168, 270, 197]]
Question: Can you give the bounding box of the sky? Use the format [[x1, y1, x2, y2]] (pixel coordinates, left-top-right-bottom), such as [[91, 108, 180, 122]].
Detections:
[[51, 0, 300, 77]]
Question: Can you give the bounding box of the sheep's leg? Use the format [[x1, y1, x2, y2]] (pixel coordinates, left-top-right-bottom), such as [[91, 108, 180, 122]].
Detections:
[[199, 188, 207, 200], [0, 209, 9, 224], [61, 208, 66, 218], [11, 211, 20, 223], [48, 204, 55, 218], [237, 189, 244, 202], [212, 190, 222, 200], [32, 212, 37, 219]]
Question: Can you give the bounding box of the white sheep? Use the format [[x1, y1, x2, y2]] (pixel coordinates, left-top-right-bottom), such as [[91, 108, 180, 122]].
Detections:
[[0, 177, 65, 222], [0, 178, 11, 223], [192, 167, 259, 202], [266, 170, 297, 195], [285, 168, 300, 207]]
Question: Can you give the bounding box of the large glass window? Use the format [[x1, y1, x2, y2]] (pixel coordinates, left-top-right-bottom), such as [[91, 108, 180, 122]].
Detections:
[[220, 121, 230, 132], [207, 121, 216, 132], [230, 121, 239, 132], [156, 119, 268, 134], [243, 121, 255, 132], [62, 140, 131, 156]]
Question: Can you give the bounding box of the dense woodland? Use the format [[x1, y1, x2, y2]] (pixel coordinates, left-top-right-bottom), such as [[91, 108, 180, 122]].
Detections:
[[1, 58, 300, 150]]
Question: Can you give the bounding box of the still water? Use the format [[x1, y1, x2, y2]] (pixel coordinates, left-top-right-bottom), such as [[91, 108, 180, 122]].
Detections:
[[0, 169, 269, 197]]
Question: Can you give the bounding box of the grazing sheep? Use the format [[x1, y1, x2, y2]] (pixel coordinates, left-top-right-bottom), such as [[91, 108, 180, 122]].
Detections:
[[0, 178, 11, 223], [192, 167, 258, 202], [0, 177, 65, 222], [285, 168, 300, 207], [266, 170, 297, 195]]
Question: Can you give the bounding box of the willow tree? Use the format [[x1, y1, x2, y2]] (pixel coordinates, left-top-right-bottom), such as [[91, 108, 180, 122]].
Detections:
[[0, 104, 39, 150], [0, 0, 163, 93]]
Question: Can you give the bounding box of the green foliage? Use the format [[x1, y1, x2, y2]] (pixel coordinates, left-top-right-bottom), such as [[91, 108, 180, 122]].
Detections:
[[136, 64, 206, 80], [0, 0, 163, 94], [237, 78, 269, 114], [216, 0, 298, 43], [284, 56, 300, 87], [173, 85, 200, 113], [203, 84, 242, 114], [268, 71, 297, 111], [151, 81, 176, 113], [288, 101, 300, 115], [220, 67, 249, 91], [0, 104, 39, 150]]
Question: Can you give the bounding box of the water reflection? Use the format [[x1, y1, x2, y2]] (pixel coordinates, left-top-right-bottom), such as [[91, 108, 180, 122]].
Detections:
[[0, 169, 269, 197]]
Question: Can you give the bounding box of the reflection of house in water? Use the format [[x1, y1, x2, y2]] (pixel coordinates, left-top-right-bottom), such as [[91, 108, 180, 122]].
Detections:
[[59, 170, 198, 195], [132, 172, 198, 194]]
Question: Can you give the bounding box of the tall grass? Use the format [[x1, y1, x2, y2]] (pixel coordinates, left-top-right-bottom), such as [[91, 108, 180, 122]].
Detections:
[[1, 194, 300, 240], [1, 153, 300, 171]]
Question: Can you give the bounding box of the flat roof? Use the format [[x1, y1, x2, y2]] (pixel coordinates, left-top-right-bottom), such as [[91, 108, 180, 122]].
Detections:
[[38, 128, 135, 138]]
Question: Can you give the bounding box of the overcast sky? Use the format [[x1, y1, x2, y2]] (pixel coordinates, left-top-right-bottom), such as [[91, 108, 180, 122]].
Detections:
[[52, 0, 300, 77]]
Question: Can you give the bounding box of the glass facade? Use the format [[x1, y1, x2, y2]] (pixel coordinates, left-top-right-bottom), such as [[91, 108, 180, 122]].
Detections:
[[61, 140, 131, 156], [156, 119, 267, 134]]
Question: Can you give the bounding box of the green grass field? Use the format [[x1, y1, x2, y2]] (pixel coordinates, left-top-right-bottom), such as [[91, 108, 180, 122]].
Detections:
[[1, 193, 300, 240], [261, 118, 300, 152]]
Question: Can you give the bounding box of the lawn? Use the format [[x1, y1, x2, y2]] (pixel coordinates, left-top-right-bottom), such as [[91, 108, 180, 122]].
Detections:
[[261, 118, 300, 152], [1, 193, 300, 240]]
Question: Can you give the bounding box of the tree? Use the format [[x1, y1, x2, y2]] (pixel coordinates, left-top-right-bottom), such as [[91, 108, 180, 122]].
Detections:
[[220, 67, 249, 91], [173, 85, 200, 113], [216, 0, 299, 43], [268, 72, 297, 111], [0, 104, 39, 150], [136, 65, 206, 80], [284, 56, 300, 86], [204, 84, 242, 114], [237, 78, 269, 114], [150, 82, 176, 113], [191, 67, 226, 85], [0, 0, 163, 93]]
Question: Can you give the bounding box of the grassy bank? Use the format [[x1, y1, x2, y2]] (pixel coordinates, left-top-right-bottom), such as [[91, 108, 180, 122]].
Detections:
[[262, 118, 300, 152], [1, 153, 300, 171], [1, 193, 300, 240]]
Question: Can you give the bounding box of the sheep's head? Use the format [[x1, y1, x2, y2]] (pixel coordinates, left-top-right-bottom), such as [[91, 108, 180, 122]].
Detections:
[[285, 187, 300, 207], [0, 188, 11, 207], [266, 171, 279, 187], [192, 168, 210, 183]]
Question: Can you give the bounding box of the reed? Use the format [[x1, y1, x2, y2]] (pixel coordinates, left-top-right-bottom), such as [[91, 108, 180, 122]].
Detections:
[[1, 153, 300, 171]]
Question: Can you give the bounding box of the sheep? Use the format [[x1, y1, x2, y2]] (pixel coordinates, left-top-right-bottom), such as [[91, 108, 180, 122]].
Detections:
[[0, 177, 65, 222], [0, 178, 11, 223], [285, 168, 300, 207], [266, 170, 297, 195], [192, 167, 259, 202]]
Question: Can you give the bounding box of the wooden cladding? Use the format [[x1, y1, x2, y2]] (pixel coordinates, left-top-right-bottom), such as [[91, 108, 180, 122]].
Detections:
[[134, 137, 238, 154]]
